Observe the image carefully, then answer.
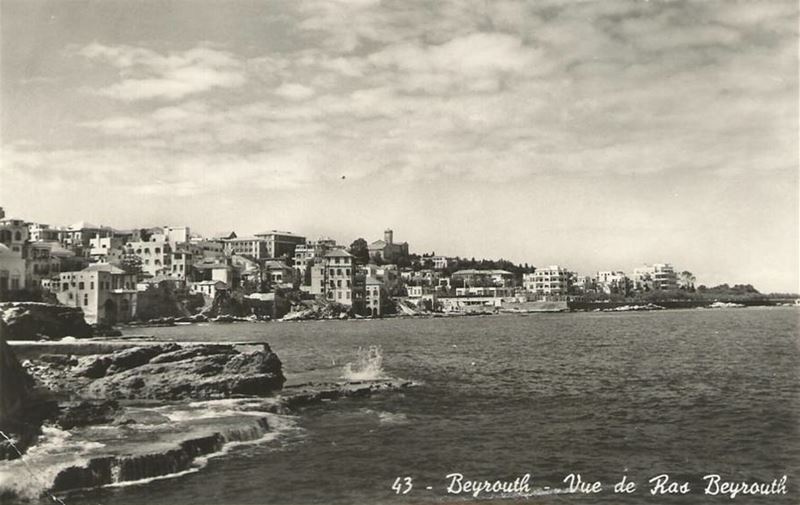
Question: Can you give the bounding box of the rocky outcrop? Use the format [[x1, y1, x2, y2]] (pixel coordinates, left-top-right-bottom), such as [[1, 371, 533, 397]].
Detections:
[[25, 342, 285, 401], [0, 302, 93, 340], [50, 416, 271, 493], [0, 326, 58, 459]]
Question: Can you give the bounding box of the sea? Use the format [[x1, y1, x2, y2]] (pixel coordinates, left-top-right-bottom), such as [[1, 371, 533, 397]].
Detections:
[[6, 307, 800, 504]]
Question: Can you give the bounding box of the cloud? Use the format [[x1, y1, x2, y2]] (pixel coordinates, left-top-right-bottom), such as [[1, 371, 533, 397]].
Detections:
[[274, 82, 316, 100], [77, 43, 246, 101]]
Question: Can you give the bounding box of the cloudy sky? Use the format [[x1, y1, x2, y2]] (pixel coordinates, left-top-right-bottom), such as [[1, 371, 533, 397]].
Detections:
[[1, 0, 797, 291]]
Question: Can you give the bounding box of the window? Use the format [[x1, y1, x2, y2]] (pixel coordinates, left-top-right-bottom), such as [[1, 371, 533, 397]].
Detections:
[[337, 280, 342, 287], [346, 269, 350, 276], [90, 282, 94, 290], [62, 283, 68, 291], [155, 248, 161, 254], [83, 294, 88, 306], [78, 282, 85, 290], [337, 292, 341, 299], [337, 269, 342, 275]]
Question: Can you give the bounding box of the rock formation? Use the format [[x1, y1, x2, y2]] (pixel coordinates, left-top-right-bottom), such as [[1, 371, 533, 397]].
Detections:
[[0, 323, 58, 459], [0, 302, 93, 340], [24, 342, 286, 401]]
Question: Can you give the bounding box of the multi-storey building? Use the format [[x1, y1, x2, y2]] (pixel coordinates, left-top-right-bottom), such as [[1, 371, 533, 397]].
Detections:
[[254, 230, 306, 259], [26, 242, 62, 288], [528, 265, 571, 299], [126, 240, 171, 278], [596, 271, 630, 295], [55, 264, 138, 324], [431, 256, 454, 270], [364, 276, 384, 317], [59, 222, 113, 253], [293, 237, 340, 277], [310, 249, 354, 305], [632, 263, 678, 291], [452, 269, 514, 288], [28, 223, 61, 242], [0, 217, 29, 257], [88, 234, 124, 261], [223, 236, 268, 259], [0, 244, 25, 294]]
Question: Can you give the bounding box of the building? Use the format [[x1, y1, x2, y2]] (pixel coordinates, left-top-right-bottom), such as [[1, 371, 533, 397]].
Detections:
[[28, 223, 61, 242], [0, 244, 26, 295], [368, 229, 409, 262], [364, 276, 384, 317], [59, 222, 113, 253], [452, 269, 514, 288], [431, 256, 454, 270], [632, 263, 678, 291], [189, 280, 228, 299], [528, 265, 571, 300], [160, 226, 190, 244], [167, 249, 194, 281], [26, 242, 63, 288], [262, 260, 296, 288], [310, 249, 354, 305], [596, 271, 630, 295], [0, 217, 29, 257], [455, 286, 514, 297], [294, 237, 341, 277], [223, 236, 268, 259], [254, 231, 306, 259], [55, 264, 138, 324], [88, 234, 124, 261], [126, 240, 171, 278]]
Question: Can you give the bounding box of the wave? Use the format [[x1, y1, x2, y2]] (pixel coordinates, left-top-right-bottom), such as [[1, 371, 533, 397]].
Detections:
[[0, 404, 301, 501], [342, 345, 384, 381]]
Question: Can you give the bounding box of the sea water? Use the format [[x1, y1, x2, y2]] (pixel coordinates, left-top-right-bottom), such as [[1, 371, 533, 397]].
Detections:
[[8, 308, 800, 504]]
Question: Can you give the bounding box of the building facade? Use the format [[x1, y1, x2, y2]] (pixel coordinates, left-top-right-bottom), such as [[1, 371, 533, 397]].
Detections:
[[55, 264, 138, 324], [368, 229, 409, 262], [310, 249, 354, 305]]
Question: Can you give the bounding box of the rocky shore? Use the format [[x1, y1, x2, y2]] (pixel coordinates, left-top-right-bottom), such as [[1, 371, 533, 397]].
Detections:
[[0, 309, 413, 501]]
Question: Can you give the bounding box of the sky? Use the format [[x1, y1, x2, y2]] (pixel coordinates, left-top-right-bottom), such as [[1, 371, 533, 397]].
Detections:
[[0, 0, 797, 292]]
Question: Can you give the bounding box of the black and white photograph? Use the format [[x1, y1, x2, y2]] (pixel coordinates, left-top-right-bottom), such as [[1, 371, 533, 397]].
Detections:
[[0, 0, 798, 504]]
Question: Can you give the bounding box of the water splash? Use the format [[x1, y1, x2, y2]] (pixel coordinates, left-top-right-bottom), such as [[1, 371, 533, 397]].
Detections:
[[342, 346, 384, 381]]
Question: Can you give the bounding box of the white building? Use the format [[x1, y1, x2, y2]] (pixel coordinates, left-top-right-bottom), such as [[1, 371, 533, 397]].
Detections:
[[55, 264, 138, 324], [528, 265, 571, 299], [632, 263, 678, 291]]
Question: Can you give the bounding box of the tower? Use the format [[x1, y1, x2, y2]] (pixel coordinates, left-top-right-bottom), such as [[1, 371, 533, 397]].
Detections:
[[384, 229, 393, 245]]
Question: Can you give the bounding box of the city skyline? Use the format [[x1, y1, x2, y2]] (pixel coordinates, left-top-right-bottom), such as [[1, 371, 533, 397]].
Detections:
[[1, 0, 797, 292]]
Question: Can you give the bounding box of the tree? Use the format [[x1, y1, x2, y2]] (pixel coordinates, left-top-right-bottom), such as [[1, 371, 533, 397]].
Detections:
[[348, 238, 370, 264], [678, 271, 696, 291], [139, 228, 153, 242]]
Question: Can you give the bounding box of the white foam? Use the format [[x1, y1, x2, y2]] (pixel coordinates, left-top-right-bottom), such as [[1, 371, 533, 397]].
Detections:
[[342, 345, 385, 380]]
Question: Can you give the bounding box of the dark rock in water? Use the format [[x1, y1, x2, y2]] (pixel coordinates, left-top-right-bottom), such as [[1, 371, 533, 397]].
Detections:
[[27, 343, 285, 401], [0, 324, 58, 459], [57, 400, 120, 429], [51, 416, 271, 493], [0, 302, 93, 340]]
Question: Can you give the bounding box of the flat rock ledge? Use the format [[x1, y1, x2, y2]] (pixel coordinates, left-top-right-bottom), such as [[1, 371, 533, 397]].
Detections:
[[23, 342, 286, 401]]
